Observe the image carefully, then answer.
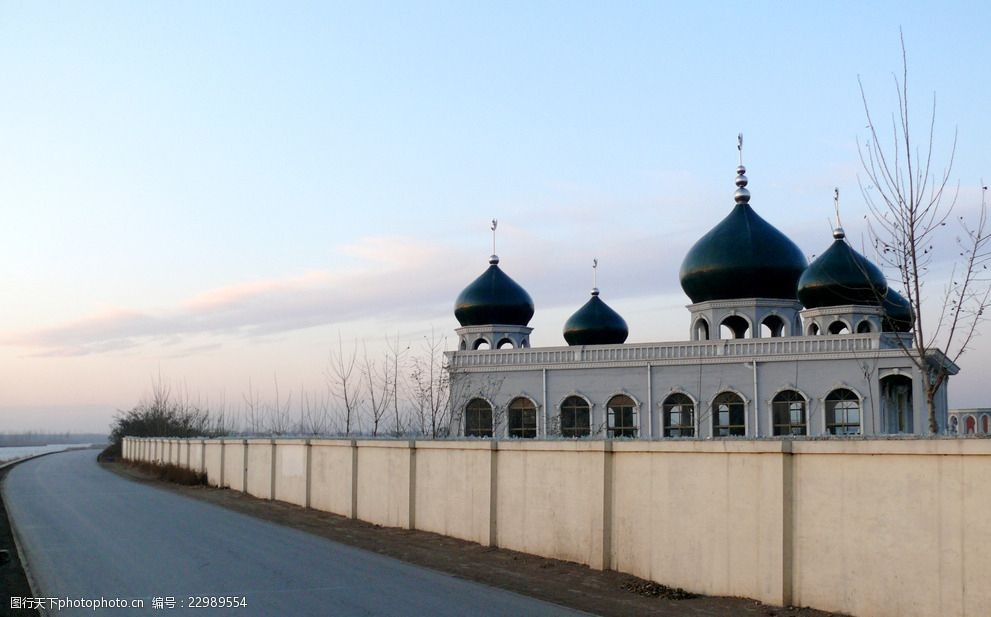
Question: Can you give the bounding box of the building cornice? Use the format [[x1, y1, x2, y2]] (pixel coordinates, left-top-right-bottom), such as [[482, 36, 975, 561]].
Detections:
[[447, 333, 922, 373]]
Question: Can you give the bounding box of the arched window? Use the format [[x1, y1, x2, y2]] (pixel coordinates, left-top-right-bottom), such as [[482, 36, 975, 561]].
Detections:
[[508, 397, 537, 438], [606, 395, 637, 438], [761, 315, 785, 338], [856, 320, 873, 333], [465, 399, 493, 437], [825, 389, 861, 435], [694, 318, 710, 341], [772, 390, 807, 436], [560, 396, 591, 438], [712, 392, 745, 437], [807, 323, 820, 336], [473, 338, 491, 350], [983, 415, 989, 434], [966, 415, 976, 434], [497, 338, 514, 349], [662, 393, 694, 437], [950, 415, 959, 434], [720, 315, 750, 339], [828, 320, 850, 335], [459, 340, 467, 350]]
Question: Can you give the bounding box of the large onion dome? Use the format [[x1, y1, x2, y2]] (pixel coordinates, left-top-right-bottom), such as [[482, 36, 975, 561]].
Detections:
[[679, 165, 808, 303], [797, 228, 887, 308], [454, 255, 534, 327], [563, 289, 628, 345], [881, 288, 914, 332]]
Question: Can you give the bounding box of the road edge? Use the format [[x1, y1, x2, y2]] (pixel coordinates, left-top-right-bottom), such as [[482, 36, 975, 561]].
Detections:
[[1, 449, 96, 617]]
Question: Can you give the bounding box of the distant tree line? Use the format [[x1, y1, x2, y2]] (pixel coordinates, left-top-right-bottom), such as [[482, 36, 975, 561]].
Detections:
[[109, 330, 457, 446], [0, 431, 108, 447]]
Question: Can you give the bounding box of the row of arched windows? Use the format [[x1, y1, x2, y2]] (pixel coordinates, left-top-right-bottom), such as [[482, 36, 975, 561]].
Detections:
[[466, 395, 640, 438], [464, 388, 863, 438], [949, 414, 991, 435], [693, 315, 876, 340]]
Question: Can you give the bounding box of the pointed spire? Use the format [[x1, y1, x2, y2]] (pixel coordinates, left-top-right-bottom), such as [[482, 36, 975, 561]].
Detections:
[[734, 133, 750, 204], [489, 219, 499, 264], [591, 258, 599, 296], [832, 188, 845, 239]]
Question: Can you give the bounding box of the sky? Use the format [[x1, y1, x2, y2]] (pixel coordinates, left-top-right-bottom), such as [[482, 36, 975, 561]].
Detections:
[[1, 2, 989, 432]]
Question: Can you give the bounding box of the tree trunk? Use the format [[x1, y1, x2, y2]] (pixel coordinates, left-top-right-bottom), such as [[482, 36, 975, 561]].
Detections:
[[927, 388, 939, 435]]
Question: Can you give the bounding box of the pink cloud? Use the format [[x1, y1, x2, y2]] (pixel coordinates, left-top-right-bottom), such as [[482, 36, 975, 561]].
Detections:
[[5, 236, 466, 356]]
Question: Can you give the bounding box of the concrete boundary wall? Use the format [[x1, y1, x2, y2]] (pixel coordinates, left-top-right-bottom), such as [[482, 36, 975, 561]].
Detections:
[[122, 436, 991, 617]]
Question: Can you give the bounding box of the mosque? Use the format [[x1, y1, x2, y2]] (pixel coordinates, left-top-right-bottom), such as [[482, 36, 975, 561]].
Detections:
[[444, 152, 958, 439]]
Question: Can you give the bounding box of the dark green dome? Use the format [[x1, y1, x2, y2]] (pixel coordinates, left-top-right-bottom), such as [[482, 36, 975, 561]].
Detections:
[[679, 166, 808, 303], [881, 288, 914, 332], [563, 290, 628, 345], [454, 256, 534, 327], [797, 229, 887, 308]]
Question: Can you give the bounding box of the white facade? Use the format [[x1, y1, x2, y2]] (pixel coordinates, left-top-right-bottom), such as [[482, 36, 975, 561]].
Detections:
[[447, 331, 954, 439]]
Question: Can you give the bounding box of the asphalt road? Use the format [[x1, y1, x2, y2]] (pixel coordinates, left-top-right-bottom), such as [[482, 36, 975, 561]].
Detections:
[[3, 450, 589, 617]]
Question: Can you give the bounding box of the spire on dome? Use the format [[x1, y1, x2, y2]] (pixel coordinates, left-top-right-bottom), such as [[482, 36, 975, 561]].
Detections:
[[735, 133, 750, 205], [832, 188, 845, 239], [490, 219, 499, 264]]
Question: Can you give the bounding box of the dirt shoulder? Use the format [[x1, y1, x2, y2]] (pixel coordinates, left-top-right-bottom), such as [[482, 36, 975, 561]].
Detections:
[[0, 465, 40, 617], [104, 461, 844, 617]]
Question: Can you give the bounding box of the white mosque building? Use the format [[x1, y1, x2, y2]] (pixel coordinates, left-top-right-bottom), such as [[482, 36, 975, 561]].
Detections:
[[445, 156, 958, 439]]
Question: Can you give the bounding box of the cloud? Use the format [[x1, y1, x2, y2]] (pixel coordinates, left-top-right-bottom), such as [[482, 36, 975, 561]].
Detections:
[[5, 236, 465, 356], [13, 194, 930, 359]]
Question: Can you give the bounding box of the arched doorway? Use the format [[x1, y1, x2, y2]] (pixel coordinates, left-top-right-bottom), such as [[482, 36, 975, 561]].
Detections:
[[881, 375, 914, 434]]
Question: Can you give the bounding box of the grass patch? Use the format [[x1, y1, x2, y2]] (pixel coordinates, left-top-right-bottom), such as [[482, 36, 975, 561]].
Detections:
[[127, 460, 207, 486]]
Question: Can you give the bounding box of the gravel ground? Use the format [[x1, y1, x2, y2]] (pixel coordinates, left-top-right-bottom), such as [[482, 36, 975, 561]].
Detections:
[[105, 460, 848, 617]]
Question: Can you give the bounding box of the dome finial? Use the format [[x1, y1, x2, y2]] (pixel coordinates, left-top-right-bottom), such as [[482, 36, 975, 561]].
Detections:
[[489, 219, 499, 264], [734, 133, 750, 204], [591, 258, 599, 296], [832, 188, 845, 239]]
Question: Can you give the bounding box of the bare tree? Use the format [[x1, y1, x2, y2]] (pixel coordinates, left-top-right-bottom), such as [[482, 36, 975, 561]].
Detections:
[[265, 374, 294, 435], [328, 333, 363, 435], [298, 385, 331, 435], [243, 377, 263, 434], [385, 333, 410, 436], [361, 342, 391, 436], [858, 32, 991, 433], [408, 329, 452, 438]]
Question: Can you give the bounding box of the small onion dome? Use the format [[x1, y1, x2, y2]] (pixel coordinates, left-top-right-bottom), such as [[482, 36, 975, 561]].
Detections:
[[881, 288, 914, 332], [679, 165, 808, 303], [454, 255, 535, 327], [563, 289, 629, 345], [797, 227, 887, 308]]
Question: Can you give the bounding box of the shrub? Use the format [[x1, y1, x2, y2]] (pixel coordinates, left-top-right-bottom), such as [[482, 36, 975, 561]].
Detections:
[[109, 382, 228, 448]]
